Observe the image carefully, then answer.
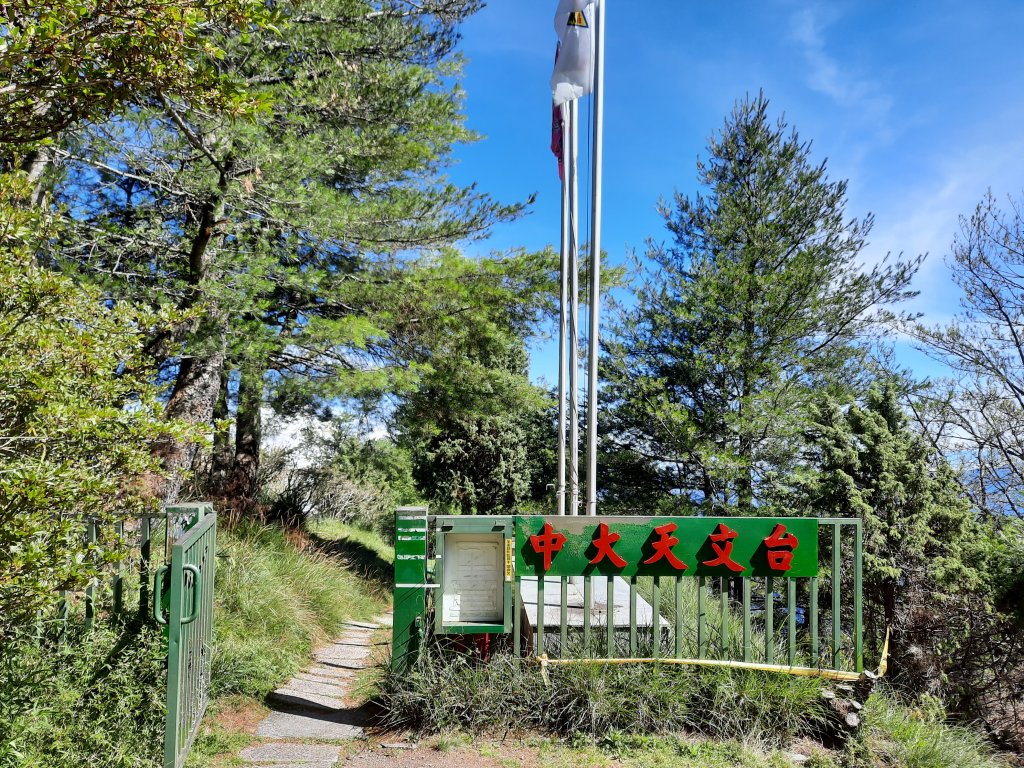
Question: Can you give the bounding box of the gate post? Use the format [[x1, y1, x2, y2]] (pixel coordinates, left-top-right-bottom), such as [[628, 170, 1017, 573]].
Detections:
[[392, 506, 429, 674]]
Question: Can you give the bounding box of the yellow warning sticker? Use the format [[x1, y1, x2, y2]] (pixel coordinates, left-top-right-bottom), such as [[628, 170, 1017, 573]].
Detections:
[[505, 539, 515, 581], [567, 10, 588, 28]]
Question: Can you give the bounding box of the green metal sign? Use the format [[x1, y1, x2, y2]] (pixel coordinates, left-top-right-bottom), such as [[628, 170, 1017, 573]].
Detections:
[[515, 516, 818, 578]]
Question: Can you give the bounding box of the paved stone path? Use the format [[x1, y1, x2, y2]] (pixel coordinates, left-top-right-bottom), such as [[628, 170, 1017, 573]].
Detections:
[[238, 612, 392, 767]]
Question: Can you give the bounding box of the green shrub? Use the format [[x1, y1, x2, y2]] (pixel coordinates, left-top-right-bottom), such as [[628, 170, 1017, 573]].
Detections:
[[0, 625, 165, 768]]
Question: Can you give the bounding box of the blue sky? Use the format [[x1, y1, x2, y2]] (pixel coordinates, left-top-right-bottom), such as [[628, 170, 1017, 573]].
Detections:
[[445, 1, 1024, 387]]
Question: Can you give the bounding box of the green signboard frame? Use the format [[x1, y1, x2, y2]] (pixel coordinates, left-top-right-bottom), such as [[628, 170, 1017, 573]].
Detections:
[[515, 516, 818, 578]]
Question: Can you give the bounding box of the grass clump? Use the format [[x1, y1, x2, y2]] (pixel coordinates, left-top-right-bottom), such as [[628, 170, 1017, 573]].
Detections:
[[378, 646, 829, 747], [858, 694, 1006, 768], [0, 624, 166, 768]]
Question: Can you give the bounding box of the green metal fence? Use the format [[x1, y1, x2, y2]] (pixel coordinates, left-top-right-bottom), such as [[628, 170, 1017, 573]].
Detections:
[[393, 512, 865, 680], [158, 504, 217, 768]]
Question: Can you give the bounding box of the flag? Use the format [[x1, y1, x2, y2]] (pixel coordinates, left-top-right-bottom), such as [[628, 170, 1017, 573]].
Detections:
[[550, 0, 596, 106], [551, 45, 565, 180]]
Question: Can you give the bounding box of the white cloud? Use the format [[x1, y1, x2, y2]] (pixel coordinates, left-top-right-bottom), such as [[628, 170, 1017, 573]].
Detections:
[[788, 5, 893, 141]]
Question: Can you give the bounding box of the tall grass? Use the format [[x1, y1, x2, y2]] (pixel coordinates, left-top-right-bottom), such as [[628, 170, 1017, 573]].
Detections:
[[377, 647, 829, 747], [209, 523, 389, 697], [860, 694, 1006, 768]]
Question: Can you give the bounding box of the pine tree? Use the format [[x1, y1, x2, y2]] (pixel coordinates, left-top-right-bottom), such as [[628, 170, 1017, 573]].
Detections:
[[799, 383, 986, 678], [602, 93, 919, 514], [51, 0, 541, 502]]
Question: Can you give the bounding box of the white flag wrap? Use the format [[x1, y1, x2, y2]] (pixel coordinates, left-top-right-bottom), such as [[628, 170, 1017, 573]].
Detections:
[[551, 0, 597, 106]]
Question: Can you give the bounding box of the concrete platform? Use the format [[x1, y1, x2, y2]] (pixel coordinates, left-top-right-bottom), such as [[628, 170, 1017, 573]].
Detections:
[[518, 575, 669, 629]]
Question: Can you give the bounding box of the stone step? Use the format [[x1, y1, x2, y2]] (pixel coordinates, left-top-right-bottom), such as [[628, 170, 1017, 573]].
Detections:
[[277, 677, 351, 700], [307, 666, 358, 681], [270, 689, 349, 712], [256, 707, 369, 740], [239, 743, 340, 764]]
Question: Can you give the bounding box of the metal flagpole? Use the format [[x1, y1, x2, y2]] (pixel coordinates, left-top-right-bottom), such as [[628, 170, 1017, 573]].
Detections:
[[556, 102, 569, 517], [568, 98, 580, 517], [586, 0, 605, 516]]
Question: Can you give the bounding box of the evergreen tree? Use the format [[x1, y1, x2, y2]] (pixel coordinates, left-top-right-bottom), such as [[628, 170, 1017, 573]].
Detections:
[[798, 383, 986, 679], [50, 0, 540, 502], [397, 336, 551, 516], [602, 93, 919, 514]]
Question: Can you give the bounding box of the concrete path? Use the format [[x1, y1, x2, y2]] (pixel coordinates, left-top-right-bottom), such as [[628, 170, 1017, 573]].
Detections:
[[238, 612, 392, 767]]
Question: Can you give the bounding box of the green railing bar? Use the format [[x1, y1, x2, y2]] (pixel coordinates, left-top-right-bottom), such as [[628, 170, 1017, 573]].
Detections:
[[765, 576, 775, 664], [651, 576, 660, 659], [583, 576, 592, 652], [606, 576, 615, 658], [139, 516, 152, 623], [85, 519, 97, 630], [629, 576, 638, 656], [832, 524, 841, 670], [674, 576, 683, 659], [560, 576, 568, 658], [810, 575, 819, 665], [537, 576, 545, 656], [720, 578, 729, 658], [742, 577, 751, 662], [854, 521, 863, 672], [56, 591, 68, 644], [697, 576, 707, 659], [513, 577, 522, 661], [113, 520, 125, 618], [787, 577, 797, 666]]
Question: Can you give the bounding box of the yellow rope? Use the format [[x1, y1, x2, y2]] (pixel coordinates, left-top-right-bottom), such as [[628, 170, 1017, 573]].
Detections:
[[535, 631, 892, 684]]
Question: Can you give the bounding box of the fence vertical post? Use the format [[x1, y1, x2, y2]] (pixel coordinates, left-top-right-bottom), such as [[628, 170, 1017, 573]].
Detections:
[[697, 576, 706, 658], [537, 576, 546, 656], [832, 524, 842, 670], [606, 575, 615, 658], [674, 576, 683, 659], [854, 520, 863, 672], [651, 576, 660, 659], [139, 516, 152, 623], [810, 575, 819, 666], [719, 577, 729, 657], [787, 577, 797, 666], [560, 576, 568, 657], [113, 519, 125, 619], [84, 518, 97, 630], [582, 576, 592, 653], [392, 507, 429, 674], [742, 577, 751, 662], [628, 576, 637, 656], [765, 576, 775, 664]]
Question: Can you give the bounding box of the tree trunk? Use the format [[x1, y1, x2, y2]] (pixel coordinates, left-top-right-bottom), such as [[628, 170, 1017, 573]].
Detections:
[[209, 363, 233, 495], [231, 362, 263, 503], [150, 141, 234, 502], [156, 324, 227, 502]]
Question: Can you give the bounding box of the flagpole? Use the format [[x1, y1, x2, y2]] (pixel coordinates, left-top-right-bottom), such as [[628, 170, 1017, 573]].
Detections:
[[568, 98, 580, 517], [568, 98, 581, 591], [586, 0, 605, 517], [556, 102, 569, 517]]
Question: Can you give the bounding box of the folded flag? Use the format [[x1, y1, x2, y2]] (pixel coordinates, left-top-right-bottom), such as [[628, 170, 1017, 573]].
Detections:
[[551, 46, 565, 180], [551, 0, 597, 106]]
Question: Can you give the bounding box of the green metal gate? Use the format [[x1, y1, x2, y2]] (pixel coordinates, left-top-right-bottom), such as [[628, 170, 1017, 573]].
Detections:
[[155, 506, 217, 768]]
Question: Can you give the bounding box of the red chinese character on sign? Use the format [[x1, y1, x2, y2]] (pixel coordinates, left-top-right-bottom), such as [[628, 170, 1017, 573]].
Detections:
[[589, 522, 628, 568], [702, 523, 745, 572], [529, 522, 567, 571], [642, 522, 688, 570], [763, 523, 799, 572]]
